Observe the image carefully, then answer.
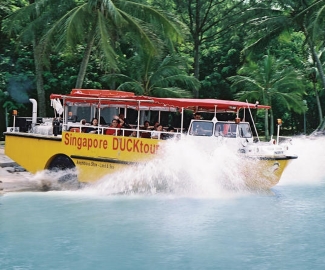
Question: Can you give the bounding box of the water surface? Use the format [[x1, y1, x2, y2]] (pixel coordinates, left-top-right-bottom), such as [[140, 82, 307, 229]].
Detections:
[[1, 136, 325, 270]]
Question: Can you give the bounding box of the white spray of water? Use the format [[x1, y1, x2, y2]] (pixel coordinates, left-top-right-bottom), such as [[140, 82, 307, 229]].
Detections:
[[23, 135, 325, 196], [28, 169, 81, 191], [84, 138, 249, 198], [279, 136, 325, 185]]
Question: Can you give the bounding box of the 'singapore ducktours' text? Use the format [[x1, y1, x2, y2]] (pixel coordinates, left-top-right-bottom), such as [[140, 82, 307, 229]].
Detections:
[[64, 133, 160, 154]]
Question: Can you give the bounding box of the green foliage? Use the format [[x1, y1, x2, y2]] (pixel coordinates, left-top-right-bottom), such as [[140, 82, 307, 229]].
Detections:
[[199, 33, 244, 99], [102, 53, 199, 97], [229, 52, 306, 137], [2, 0, 325, 135]]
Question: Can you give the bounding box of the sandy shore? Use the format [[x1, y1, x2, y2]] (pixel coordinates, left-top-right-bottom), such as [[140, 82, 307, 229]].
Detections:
[[0, 144, 46, 193], [0, 143, 82, 193]]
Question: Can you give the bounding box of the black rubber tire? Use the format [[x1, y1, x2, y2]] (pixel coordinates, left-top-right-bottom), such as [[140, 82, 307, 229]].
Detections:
[[48, 154, 75, 171], [48, 155, 78, 183]]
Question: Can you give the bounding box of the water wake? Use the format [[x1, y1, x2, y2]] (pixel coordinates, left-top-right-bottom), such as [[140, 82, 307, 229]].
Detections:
[[84, 138, 250, 198]]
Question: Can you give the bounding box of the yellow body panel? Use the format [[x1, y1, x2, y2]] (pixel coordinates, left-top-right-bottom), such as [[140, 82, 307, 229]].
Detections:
[[5, 132, 161, 182], [5, 131, 292, 188], [243, 159, 290, 189]]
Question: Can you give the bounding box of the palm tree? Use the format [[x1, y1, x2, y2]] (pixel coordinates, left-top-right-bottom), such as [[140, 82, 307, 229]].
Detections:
[[44, 0, 186, 89], [102, 53, 200, 97], [3, 0, 185, 115], [305, 48, 325, 123], [3, 0, 77, 116], [228, 53, 305, 139], [240, 0, 325, 125]]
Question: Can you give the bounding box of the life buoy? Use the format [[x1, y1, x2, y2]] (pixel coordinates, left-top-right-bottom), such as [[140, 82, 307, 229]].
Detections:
[[69, 127, 80, 133]]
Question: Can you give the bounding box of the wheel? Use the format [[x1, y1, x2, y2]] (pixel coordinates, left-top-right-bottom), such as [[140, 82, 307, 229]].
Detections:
[[48, 154, 75, 171], [48, 155, 78, 184]]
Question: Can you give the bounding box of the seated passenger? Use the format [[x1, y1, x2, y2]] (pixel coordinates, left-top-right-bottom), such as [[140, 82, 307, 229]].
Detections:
[[194, 125, 205, 135], [87, 118, 99, 134], [111, 115, 123, 125], [140, 121, 151, 138], [163, 126, 176, 140], [141, 120, 150, 130], [223, 124, 230, 136], [118, 113, 131, 128], [80, 119, 88, 133], [194, 112, 202, 120], [129, 129, 137, 137], [105, 119, 120, 136], [151, 121, 160, 131], [151, 124, 163, 139]]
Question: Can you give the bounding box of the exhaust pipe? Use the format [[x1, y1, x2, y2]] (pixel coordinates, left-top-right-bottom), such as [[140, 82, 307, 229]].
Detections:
[[29, 98, 37, 129]]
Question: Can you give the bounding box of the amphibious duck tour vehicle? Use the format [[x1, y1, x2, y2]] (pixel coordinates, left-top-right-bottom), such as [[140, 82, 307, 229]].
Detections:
[[4, 89, 297, 189]]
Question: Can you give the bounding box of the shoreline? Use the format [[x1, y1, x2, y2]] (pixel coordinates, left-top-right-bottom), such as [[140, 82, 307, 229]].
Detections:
[[0, 143, 39, 194], [0, 143, 81, 193]]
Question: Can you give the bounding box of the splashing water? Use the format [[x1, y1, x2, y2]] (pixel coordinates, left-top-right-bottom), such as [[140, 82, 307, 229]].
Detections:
[[280, 135, 325, 185], [84, 137, 250, 197], [22, 135, 325, 197], [82, 135, 325, 196], [26, 168, 81, 192]]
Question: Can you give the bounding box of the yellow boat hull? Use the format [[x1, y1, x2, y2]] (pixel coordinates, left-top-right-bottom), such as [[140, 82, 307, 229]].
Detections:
[[242, 158, 291, 189], [5, 132, 161, 182], [5, 132, 293, 188]]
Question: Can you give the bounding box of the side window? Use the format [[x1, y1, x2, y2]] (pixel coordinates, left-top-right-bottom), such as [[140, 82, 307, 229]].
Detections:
[[239, 124, 252, 138]]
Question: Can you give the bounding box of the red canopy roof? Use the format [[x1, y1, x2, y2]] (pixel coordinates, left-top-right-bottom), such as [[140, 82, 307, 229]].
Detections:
[[50, 89, 270, 112]]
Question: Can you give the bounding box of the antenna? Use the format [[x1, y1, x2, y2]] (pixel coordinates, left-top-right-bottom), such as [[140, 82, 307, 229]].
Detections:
[[246, 100, 260, 142], [212, 105, 218, 122]]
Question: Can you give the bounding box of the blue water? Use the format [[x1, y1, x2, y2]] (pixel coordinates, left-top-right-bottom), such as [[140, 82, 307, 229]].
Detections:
[[1, 137, 325, 270]]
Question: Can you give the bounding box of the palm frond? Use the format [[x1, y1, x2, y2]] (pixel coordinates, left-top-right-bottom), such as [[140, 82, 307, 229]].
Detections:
[[151, 87, 192, 98], [117, 81, 144, 95]]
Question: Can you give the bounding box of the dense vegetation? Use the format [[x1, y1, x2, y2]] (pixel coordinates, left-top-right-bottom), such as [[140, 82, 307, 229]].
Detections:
[[1, 0, 325, 139]]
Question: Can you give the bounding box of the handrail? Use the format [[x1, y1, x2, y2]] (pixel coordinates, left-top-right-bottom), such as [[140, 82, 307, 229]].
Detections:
[[66, 124, 181, 139]]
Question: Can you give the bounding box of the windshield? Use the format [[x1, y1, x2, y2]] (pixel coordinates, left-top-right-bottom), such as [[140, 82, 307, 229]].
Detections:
[[238, 123, 252, 138], [214, 122, 252, 138], [189, 121, 253, 138], [189, 121, 214, 136], [214, 123, 237, 138]]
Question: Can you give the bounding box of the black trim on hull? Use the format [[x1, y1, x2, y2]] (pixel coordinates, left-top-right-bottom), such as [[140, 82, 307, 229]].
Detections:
[[251, 155, 298, 161], [70, 155, 138, 165]]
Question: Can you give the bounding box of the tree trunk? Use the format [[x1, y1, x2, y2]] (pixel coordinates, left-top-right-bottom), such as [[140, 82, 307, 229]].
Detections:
[[314, 82, 323, 124], [270, 108, 274, 138], [32, 38, 46, 117], [303, 26, 325, 124], [75, 27, 96, 89], [29, 0, 46, 117], [193, 37, 200, 98], [308, 43, 325, 91]]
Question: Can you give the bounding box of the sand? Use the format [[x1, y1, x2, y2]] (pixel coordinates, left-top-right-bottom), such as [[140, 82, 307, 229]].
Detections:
[[0, 144, 42, 193], [0, 144, 82, 193]]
